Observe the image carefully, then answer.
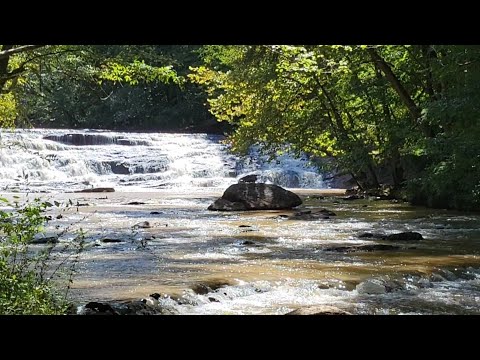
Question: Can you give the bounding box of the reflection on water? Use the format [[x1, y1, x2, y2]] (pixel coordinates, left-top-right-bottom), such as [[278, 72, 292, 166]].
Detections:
[[3, 190, 480, 314]]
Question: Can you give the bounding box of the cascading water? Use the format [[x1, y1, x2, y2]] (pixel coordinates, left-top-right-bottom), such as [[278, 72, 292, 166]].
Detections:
[[0, 129, 326, 192]]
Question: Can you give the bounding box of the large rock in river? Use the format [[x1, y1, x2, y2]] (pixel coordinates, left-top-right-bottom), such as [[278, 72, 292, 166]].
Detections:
[[208, 183, 302, 211]]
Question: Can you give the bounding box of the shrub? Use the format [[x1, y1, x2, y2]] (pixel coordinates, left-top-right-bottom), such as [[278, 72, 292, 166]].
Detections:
[[0, 197, 83, 314]]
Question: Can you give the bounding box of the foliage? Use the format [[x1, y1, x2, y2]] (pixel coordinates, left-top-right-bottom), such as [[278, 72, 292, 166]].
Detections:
[[0, 93, 16, 128], [190, 45, 480, 210], [0, 45, 213, 131], [0, 197, 84, 314]]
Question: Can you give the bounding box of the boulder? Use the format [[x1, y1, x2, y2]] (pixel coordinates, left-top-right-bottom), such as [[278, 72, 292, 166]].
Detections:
[[286, 305, 352, 315], [208, 183, 302, 211]]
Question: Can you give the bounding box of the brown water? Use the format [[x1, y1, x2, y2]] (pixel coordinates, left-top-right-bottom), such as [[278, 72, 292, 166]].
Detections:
[[3, 189, 480, 315]]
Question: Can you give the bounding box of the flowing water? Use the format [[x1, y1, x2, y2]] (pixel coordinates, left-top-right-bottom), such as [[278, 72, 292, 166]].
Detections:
[[1, 129, 480, 315]]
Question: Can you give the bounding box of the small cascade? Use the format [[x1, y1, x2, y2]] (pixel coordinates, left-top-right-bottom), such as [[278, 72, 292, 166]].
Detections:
[[43, 133, 151, 146]]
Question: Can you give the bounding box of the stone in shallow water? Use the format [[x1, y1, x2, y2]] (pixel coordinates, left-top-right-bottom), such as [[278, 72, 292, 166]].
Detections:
[[357, 231, 424, 241], [125, 201, 146, 205], [208, 183, 302, 211], [286, 305, 352, 315], [101, 238, 123, 243], [31, 235, 59, 244], [79, 300, 177, 315], [208, 198, 247, 211], [191, 279, 233, 295], [324, 244, 400, 253], [74, 187, 115, 193], [385, 232, 423, 241], [133, 221, 151, 229], [357, 232, 386, 239], [356, 279, 387, 295]]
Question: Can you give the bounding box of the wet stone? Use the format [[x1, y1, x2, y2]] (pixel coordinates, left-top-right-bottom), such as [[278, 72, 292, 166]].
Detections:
[[324, 244, 400, 253], [101, 238, 123, 243], [356, 279, 387, 295], [133, 221, 151, 229], [286, 305, 352, 315]]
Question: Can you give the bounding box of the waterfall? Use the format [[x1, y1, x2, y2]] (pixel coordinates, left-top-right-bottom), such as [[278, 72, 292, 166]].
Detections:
[[0, 129, 326, 192]]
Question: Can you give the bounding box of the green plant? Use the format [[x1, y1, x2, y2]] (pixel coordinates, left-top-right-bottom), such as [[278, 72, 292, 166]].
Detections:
[[0, 197, 84, 314]]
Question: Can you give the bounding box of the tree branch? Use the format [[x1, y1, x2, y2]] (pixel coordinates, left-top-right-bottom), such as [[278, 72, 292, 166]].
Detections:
[[0, 45, 45, 60]]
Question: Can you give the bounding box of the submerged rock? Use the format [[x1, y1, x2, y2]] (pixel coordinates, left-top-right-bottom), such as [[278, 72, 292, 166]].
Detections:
[[286, 305, 352, 315], [290, 208, 336, 220], [357, 231, 424, 241], [343, 195, 365, 201], [324, 244, 400, 253], [208, 183, 302, 211], [357, 232, 386, 239], [75, 187, 115, 193]]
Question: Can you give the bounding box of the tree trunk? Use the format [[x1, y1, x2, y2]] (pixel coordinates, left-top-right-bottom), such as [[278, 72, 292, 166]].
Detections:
[[367, 47, 422, 121], [0, 45, 13, 90]]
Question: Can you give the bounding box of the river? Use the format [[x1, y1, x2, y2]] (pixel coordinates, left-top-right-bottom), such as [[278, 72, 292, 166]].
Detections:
[[1, 129, 480, 315]]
